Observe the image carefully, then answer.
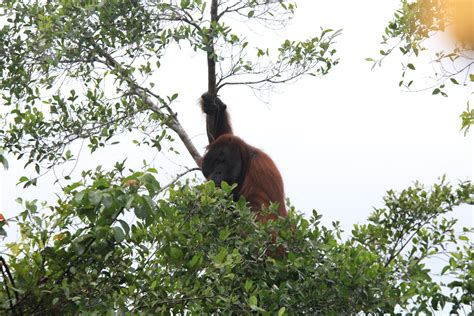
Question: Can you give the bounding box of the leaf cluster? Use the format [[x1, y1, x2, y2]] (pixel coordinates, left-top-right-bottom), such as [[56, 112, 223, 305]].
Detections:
[[0, 166, 472, 314], [370, 0, 474, 133], [0, 0, 340, 174]]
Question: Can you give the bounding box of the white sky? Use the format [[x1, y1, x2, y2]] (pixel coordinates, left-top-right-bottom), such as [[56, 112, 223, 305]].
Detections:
[[1, 0, 473, 238]]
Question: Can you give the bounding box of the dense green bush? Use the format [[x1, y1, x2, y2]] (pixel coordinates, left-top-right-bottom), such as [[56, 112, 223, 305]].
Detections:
[[1, 167, 472, 314]]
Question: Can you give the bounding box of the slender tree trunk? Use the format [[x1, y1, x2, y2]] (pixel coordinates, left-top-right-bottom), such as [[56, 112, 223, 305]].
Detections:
[[205, 0, 219, 143], [207, 0, 218, 96]]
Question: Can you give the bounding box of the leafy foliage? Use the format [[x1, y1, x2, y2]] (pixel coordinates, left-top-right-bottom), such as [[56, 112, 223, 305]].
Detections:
[[0, 167, 472, 314], [0, 148, 8, 170], [0, 0, 339, 175], [370, 0, 474, 133], [0, 1, 472, 314]]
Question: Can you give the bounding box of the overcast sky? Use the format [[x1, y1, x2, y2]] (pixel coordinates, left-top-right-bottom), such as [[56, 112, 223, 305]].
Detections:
[[1, 0, 473, 237]]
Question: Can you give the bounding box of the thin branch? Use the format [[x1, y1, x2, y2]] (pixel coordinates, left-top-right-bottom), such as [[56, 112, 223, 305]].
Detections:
[[157, 167, 201, 195], [217, 2, 246, 20], [1, 259, 14, 315], [89, 41, 202, 166], [218, 71, 305, 91], [384, 211, 443, 268], [160, 13, 202, 32], [0, 255, 22, 316]]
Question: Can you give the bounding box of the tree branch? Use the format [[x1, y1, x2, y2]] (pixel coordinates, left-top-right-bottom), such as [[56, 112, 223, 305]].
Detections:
[[383, 212, 440, 268], [90, 41, 203, 166], [1, 255, 22, 315], [157, 167, 201, 194]]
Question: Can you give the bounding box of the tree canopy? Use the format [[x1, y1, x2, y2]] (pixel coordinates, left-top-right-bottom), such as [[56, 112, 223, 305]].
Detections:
[[1, 167, 472, 314], [0, 0, 339, 175]]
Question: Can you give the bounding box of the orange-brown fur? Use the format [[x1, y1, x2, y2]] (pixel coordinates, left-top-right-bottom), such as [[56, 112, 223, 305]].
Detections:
[[207, 134, 287, 222]]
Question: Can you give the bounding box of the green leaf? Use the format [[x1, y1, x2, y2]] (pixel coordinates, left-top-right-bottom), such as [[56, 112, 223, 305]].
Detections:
[[440, 265, 450, 275], [219, 228, 231, 241], [64, 181, 82, 194], [180, 0, 190, 9], [139, 173, 160, 196], [248, 295, 258, 307], [134, 204, 149, 220], [244, 279, 253, 292], [170, 246, 183, 260], [74, 190, 86, 204], [88, 190, 102, 205], [17, 176, 29, 184], [278, 307, 286, 316], [188, 253, 202, 269], [101, 193, 114, 209], [113, 226, 126, 242], [118, 219, 130, 235], [0, 154, 8, 170]]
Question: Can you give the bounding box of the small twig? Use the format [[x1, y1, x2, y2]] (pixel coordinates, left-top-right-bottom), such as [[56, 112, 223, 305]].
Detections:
[[157, 167, 201, 195], [1, 261, 14, 314], [384, 212, 443, 268]]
